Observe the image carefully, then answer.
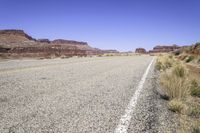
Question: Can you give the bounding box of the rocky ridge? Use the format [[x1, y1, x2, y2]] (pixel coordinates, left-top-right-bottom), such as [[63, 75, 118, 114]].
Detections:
[[0, 29, 105, 58]]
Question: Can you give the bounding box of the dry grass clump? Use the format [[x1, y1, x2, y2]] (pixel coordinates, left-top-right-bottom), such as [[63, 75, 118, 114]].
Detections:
[[157, 53, 200, 132], [168, 99, 185, 113], [185, 56, 195, 63], [190, 105, 200, 118], [192, 120, 200, 133], [190, 80, 200, 98], [160, 65, 190, 99], [172, 65, 187, 78], [155, 55, 174, 71]]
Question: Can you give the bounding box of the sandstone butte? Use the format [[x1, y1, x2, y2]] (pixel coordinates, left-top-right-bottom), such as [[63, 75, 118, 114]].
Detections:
[[149, 45, 180, 53], [135, 48, 147, 54], [0, 29, 119, 58]]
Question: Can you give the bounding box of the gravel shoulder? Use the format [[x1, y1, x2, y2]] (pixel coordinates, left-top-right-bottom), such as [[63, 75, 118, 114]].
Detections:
[[127, 60, 180, 133]]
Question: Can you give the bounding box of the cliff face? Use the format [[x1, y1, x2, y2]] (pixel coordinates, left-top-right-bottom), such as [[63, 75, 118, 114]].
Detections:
[[52, 39, 88, 45], [0, 29, 101, 58], [0, 30, 36, 43], [149, 45, 180, 53], [37, 39, 51, 44]]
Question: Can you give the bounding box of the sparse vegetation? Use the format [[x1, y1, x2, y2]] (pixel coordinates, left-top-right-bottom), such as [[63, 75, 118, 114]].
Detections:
[[174, 50, 181, 56], [155, 61, 162, 71], [190, 80, 200, 98], [168, 99, 185, 113], [172, 65, 187, 78], [191, 86, 200, 98], [156, 51, 200, 132], [185, 56, 194, 63], [190, 105, 200, 118], [155, 55, 174, 71], [97, 54, 103, 57], [160, 65, 190, 99], [192, 120, 200, 133]]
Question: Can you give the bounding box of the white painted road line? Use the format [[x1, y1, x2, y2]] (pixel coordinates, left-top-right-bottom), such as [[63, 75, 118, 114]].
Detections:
[[115, 58, 155, 133]]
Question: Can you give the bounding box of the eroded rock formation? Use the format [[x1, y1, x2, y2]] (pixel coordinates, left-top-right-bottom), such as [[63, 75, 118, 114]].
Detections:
[[149, 45, 180, 53], [135, 48, 146, 54], [0, 29, 105, 58]]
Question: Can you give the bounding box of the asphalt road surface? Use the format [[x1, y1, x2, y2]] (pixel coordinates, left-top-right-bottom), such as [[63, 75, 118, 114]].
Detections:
[[0, 56, 176, 133]]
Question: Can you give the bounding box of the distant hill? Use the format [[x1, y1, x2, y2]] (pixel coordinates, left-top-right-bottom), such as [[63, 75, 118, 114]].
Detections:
[[0, 29, 106, 58]]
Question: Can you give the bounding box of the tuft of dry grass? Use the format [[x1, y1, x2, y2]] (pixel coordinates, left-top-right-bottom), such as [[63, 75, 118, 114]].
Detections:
[[157, 53, 200, 132], [168, 99, 185, 113], [192, 120, 200, 133], [190, 80, 200, 98], [172, 65, 187, 78], [190, 105, 200, 118], [155, 55, 174, 71], [160, 65, 190, 99]]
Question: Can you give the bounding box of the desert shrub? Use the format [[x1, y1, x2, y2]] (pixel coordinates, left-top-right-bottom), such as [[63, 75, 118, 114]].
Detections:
[[179, 55, 188, 61], [160, 65, 190, 99], [168, 99, 185, 113], [164, 59, 173, 68], [191, 86, 200, 97], [185, 56, 194, 63], [172, 65, 187, 78], [169, 55, 173, 59], [156, 55, 174, 71], [191, 80, 198, 88], [190, 80, 200, 97], [97, 54, 102, 57], [197, 58, 200, 64], [184, 46, 193, 53], [190, 106, 200, 118], [174, 50, 181, 56], [192, 120, 200, 133], [155, 61, 162, 71]]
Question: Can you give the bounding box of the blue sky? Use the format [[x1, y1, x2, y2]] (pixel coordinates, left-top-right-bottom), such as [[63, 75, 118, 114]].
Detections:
[[0, 0, 200, 51]]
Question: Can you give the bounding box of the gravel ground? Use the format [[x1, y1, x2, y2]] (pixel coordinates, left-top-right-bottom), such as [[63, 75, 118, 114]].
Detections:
[[0, 56, 178, 133]]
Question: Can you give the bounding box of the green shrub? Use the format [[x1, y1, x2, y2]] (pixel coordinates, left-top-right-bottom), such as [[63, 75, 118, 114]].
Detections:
[[185, 56, 194, 63]]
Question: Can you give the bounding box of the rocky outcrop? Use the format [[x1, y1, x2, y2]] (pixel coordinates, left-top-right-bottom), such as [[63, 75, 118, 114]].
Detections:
[[149, 45, 180, 53], [37, 39, 51, 44], [191, 43, 200, 55], [135, 48, 146, 54], [0, 29, 36, 43], [52, 39, 88, 45], [8, 45, 87, 58], [0, 29, 102, 58]]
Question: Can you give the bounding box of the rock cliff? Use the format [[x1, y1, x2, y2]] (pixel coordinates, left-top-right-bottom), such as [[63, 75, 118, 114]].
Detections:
[[149, 45, 180, 53], [0, 29, 102, 58]]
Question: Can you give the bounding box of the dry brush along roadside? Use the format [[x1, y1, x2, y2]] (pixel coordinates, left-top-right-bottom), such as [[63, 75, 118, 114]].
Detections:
[[155, 54, 200, 133]]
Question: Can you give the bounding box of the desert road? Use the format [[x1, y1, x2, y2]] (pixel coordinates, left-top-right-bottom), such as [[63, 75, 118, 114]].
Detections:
[[0, 56, 175, 133]]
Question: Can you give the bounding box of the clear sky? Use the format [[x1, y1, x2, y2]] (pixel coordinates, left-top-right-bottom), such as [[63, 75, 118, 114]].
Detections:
[[0, 0, 200, 51]]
